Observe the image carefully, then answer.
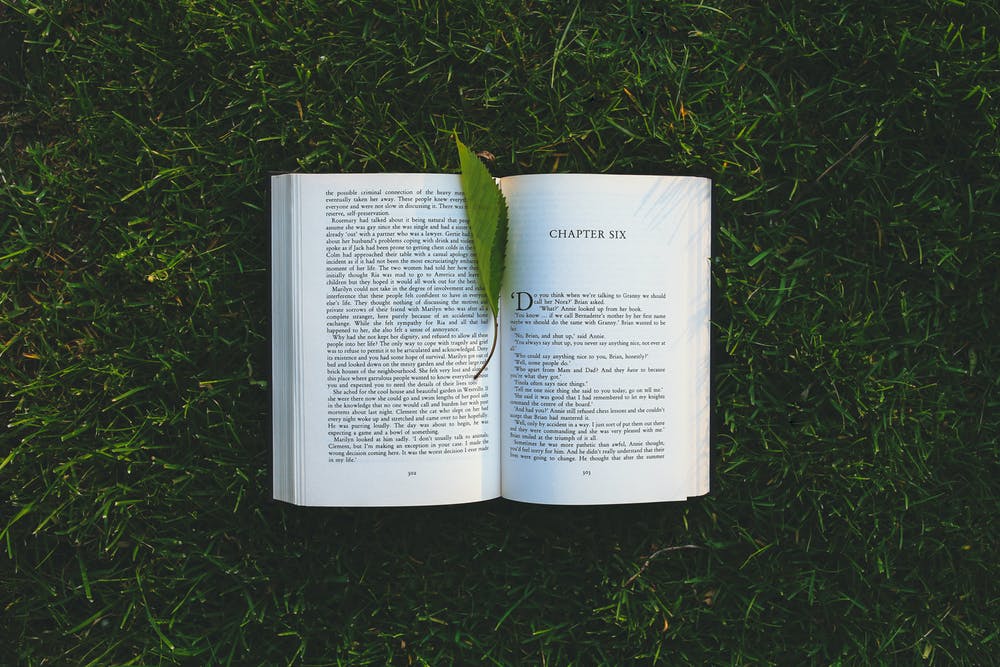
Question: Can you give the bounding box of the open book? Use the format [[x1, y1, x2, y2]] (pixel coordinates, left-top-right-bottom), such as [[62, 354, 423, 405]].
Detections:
[[271, 173, 711, 506]]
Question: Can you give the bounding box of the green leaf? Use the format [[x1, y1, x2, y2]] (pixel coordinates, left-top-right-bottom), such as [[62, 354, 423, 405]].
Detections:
[[456, 136, 507, 317]]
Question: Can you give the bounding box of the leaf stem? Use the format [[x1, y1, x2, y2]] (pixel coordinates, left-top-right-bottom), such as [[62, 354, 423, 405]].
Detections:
[[473, 314, 499, 380]]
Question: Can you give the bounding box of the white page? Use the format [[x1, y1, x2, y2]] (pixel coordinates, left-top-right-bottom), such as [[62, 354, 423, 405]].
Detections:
[[498, 174, 711, 504], [275, 174, 501, 506]]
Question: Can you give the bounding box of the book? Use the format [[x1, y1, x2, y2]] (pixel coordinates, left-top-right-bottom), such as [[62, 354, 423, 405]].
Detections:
[[271, 172, 711, 506]]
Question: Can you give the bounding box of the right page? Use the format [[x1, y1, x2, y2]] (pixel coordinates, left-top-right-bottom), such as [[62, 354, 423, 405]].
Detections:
[[499, 174, 711, 504]]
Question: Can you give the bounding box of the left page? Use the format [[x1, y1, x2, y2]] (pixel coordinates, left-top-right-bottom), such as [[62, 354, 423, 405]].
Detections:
[[271, 174, 500, 506]]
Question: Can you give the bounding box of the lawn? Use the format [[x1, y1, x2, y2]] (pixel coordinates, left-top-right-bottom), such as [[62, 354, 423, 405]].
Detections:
[[1, 1, 997, 664]]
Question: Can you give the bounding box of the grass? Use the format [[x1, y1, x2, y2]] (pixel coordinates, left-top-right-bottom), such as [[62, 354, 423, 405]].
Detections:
[[1, 0, 997, 664]]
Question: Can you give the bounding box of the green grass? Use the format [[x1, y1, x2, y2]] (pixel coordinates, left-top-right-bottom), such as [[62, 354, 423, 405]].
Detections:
[[1, 0, 997, 664]]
